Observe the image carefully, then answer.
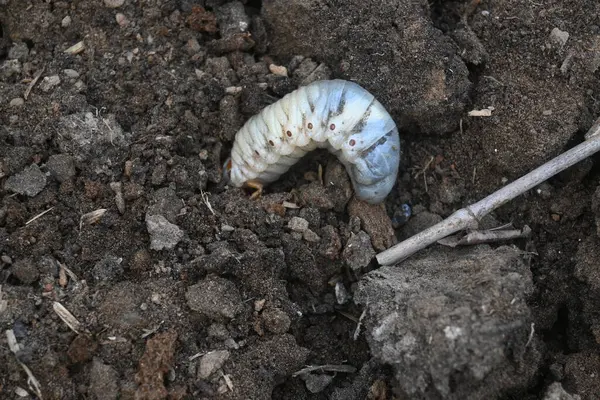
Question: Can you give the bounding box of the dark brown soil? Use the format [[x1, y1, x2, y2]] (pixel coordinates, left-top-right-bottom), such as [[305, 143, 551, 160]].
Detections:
[[1, 0, 600, 399]]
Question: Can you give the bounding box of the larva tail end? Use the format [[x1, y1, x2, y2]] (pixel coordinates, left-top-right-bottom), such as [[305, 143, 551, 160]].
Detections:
[[222, 157, 233, 183]]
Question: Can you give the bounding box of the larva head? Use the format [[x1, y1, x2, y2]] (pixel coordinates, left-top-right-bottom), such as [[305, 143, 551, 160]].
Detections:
[[349, 129, 401, 204], [222, 157, 233, 183]]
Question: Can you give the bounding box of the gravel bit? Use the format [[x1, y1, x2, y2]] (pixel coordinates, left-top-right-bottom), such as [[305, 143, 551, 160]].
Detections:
[[145, 214, 184, 251]]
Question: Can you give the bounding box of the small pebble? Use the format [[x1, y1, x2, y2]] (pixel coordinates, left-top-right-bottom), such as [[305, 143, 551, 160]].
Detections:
[[198, 350, 230, 379], [115, 13, 129, 27], [335, 282, 350, 304], [342, 231, 375, 271], [61, 15, 72, 27], [145, 214, 184, 250], [63, 69, 80, 78], [304, 374, 333, 393], [221, 224, 235, 232], [9, 98, 24, 107], [39, 75, 61, 92], [1, 255, 12, 264], [269, 64, 288, 77], [288, 216, 309, 232], [303, 229, 320, 242], [186, 38, 201, 54], [224, 338, 239, 350], [550, 27, 569, 48]]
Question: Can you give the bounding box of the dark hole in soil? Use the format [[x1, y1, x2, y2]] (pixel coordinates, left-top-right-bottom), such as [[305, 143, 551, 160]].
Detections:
[[543, 305, 570, 352]]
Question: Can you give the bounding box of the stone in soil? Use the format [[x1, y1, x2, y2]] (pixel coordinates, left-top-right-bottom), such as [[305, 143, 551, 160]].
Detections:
[[145, 214, 184, 251], [288, 216, 309, 232], [304, 373, 333, 393], [197, 350, 230, 379]]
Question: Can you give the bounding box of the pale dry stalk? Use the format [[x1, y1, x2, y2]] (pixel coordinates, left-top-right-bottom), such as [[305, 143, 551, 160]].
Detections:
[[376, 117, 600, 266]]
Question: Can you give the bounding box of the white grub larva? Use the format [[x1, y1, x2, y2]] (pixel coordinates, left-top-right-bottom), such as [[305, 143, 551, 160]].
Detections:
[[222, 79, 401, 204]]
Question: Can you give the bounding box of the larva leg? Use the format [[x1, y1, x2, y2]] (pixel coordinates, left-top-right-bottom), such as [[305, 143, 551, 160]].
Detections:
[[244, 179, 264, 200]]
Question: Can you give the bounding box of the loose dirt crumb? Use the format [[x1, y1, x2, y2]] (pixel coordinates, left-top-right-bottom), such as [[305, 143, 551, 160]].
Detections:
[[134, 330, 178, 400]]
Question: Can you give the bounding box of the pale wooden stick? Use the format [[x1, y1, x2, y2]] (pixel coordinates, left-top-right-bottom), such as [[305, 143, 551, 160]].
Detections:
[[376, 117, 600, 266]]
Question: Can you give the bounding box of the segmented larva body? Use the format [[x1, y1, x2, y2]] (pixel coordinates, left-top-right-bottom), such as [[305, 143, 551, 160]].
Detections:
[[223, 79, 401, 204]]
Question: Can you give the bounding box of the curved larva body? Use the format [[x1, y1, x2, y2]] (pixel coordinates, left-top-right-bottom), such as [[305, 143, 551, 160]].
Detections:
[[224, 79, 401, 204]]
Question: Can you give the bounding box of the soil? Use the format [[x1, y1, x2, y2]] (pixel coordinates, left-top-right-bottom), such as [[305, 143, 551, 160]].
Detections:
[[1, 0, 600, 399]]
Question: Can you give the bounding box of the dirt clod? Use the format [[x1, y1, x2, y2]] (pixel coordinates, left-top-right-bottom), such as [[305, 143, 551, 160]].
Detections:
[[356, 246, 539, 398], [342, 231, 375, 272], [185, 275, 242, 320], [90, 358, 120, 400], [67, 334, 99, 364], [4, 164, 47, 197], [347, 198, 396, 251], [135, 330, 178, 400], [262, 307, 291, 334]]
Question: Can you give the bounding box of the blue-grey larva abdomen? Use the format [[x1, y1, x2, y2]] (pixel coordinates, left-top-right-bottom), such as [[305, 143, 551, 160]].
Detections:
[[223, 79, 401, 204]]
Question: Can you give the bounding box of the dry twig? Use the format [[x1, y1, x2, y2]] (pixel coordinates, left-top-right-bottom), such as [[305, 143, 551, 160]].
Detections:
[[292, 364, 357, 377], [6, 330, 43, 399], [24, 66, 45, 100], [377, 117, 600, 266], [25, 207, 54, 225], [437, 225, 531, 247]]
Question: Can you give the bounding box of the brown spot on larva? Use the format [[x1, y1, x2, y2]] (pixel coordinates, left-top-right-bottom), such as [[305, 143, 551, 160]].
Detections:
[[226, 159, 232, 170], [330, 124, 336, 130], [254, 150, 260, 156], [308, 122, 313, 129], [286, 131, 292, 137], [269, 140, 275, 146], [392, 146, 398, 151], [349, 139, 356, 146]]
